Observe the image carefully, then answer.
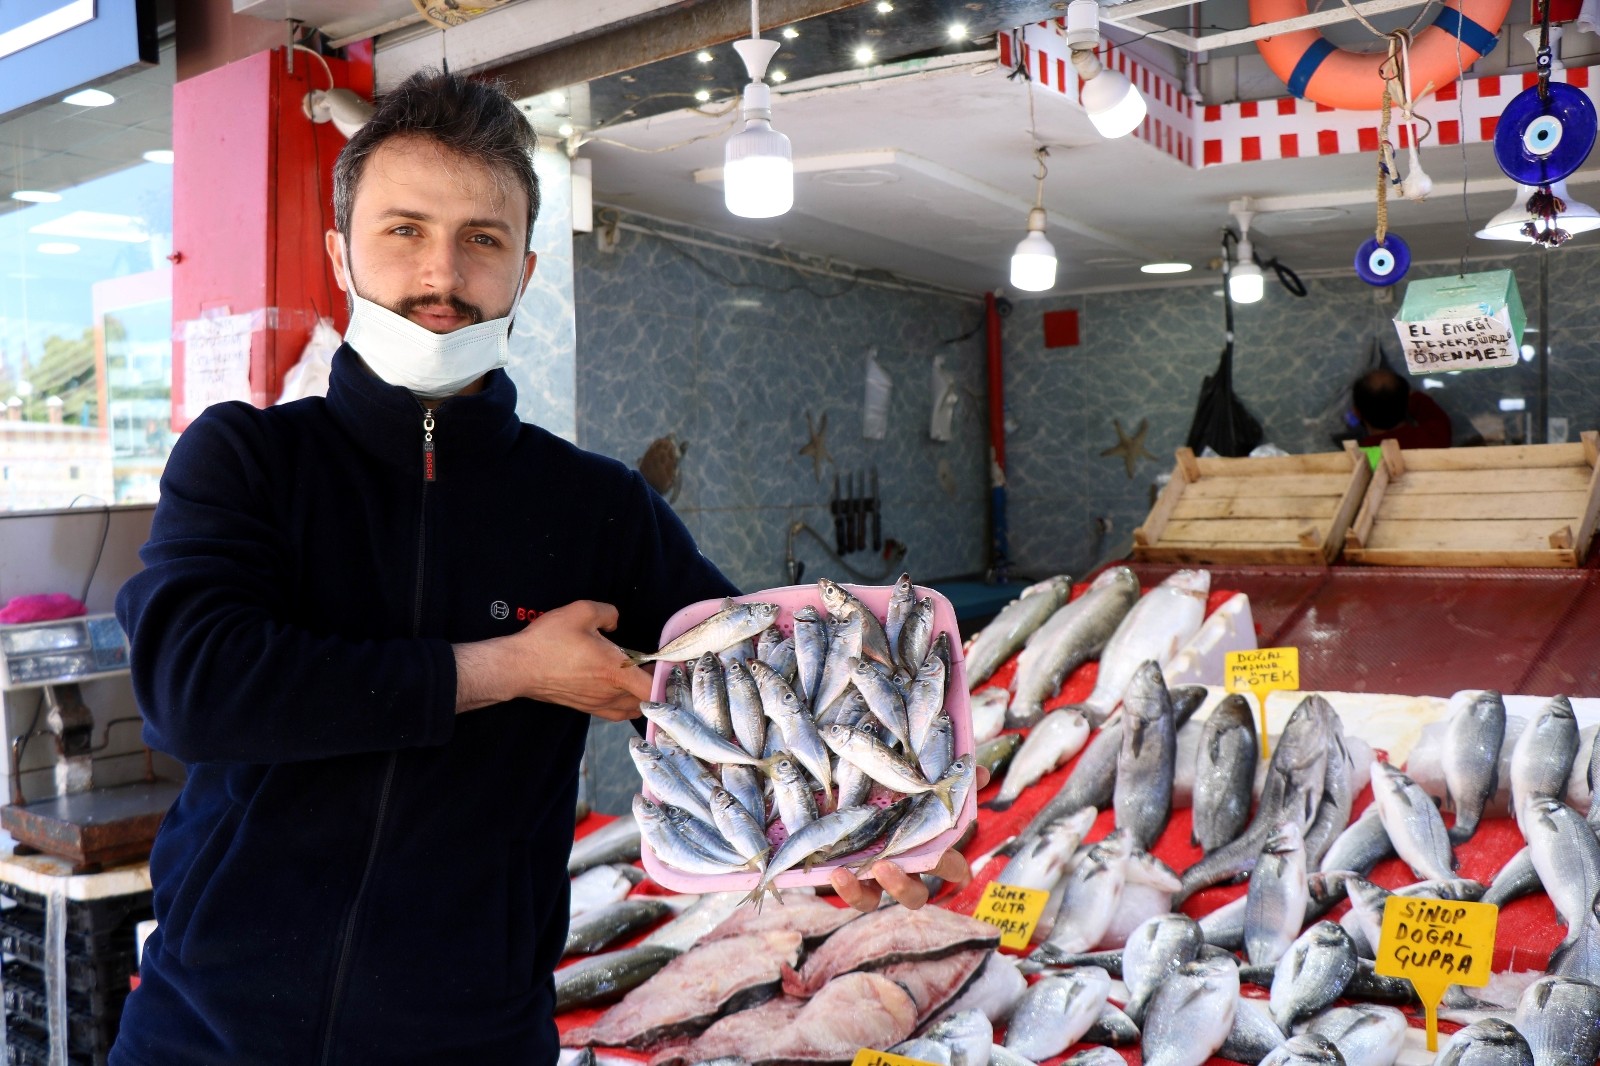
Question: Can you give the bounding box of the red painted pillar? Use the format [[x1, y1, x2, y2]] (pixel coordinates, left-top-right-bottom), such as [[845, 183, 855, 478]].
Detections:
[[169, 45, 371, 428]]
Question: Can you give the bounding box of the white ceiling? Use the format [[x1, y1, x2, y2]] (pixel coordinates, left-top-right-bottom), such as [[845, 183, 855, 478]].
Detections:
[[579, 44, 1600, 296]]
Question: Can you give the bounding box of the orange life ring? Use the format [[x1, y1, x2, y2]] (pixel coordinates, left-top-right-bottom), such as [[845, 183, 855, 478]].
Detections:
[[1251, 0, 1512, 111]]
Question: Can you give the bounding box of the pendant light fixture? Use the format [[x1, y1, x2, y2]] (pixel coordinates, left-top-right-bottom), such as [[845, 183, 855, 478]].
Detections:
[[1010, 147, 1057, 292], [1477, 181, 1600, 242], [724, 0, 793, 218], [1227, 202, 1265, 304], [1064, 0, 1147, 139]]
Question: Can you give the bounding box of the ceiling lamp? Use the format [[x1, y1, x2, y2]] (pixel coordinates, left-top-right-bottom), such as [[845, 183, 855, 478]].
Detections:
[[1476, 180, 1600, 242], [1227, 202, 1264, 304], [304, 87, 374, 139], [725, 0, 793, 218], [1010, 148, 1057, 292], [1064, 0, 1147, 139]]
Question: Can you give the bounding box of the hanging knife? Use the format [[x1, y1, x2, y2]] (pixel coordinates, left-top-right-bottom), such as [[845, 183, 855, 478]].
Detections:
[[870, 467, 881, 552]]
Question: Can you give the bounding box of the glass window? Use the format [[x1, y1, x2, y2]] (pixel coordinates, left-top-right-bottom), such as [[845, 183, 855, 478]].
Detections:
[[0, 41, 174, 512]]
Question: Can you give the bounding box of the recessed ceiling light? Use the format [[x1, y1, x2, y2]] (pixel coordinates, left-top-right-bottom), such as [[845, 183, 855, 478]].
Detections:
[[876, 1, 894, 11], [557, 123, 574, 137], [695, 89, 711, 102], [142, 149, 174, 165], [770, 70, 787, 83], [63, 88, 114, 107], [30, 210, 149, 243], [696, 51, 714, 63], [948, 22, 969, 40], [37, 242, 79, 255], [10, 190, 60, 203], [1140, 261, 1193, 274], [782, 26, 799, 39], [854, 45, 875, 63]]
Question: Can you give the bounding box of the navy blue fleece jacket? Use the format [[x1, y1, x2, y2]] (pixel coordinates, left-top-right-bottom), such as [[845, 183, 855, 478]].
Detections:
[[112, 346, 736, 1065]]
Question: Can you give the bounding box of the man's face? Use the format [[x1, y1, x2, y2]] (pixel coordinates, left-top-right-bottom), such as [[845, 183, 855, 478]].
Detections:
[[326, 135, 535, 334]]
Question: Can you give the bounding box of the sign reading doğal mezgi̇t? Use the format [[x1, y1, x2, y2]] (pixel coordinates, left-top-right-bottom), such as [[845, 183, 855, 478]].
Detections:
[[1392, 269, 1527, 376]]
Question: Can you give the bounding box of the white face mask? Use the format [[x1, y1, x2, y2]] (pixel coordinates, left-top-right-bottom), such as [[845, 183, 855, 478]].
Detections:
[[339, 238, 526, 400]]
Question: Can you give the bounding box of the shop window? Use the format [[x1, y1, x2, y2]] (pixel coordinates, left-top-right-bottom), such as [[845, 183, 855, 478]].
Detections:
[[1, 41, 174, 512]]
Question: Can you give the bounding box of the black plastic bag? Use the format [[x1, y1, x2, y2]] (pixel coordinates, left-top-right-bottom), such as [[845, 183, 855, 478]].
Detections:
[[1184, 341, 1264, 458]]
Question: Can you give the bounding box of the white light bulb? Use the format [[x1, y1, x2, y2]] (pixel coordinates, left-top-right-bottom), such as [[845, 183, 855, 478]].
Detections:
[[854, 45, 875, 64], [695, 90, 711, 102], [948, 22, 969, 41], [782, 26, 799, 39], [1080, 69, 1147, 139], [63, 88, 114, 107], [724, 81, 793, 219], [697, 51, 714, 63], [1229, 257, 1264, 304], [142, 149, 174, 164], [876, 1, 894, 11], [11, 190, 61, 203], [771, 70, 787, 83], [1010, 209, 1057, 292]]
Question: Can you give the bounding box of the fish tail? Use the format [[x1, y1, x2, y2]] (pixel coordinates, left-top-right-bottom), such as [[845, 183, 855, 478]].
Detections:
[[741, 880, 770, 912], [983, 793, 1014, 812], [620, 648, 654, 669], [932, 777, 957, 815]]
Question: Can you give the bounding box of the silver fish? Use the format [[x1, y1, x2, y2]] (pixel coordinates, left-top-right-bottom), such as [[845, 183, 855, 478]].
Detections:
[[665, 665, 694, 715], [709, 787, 772, 868], [1370, 759, 1455, 882], [630, 737, 715, 823], [1304, 1004, 1408, 1066], [1007, 567, 1141, 728], [725, 658, 767, 759], [1079, 1003, 1140, 1047], [662, 805, 749, 867], [976, 734, 1024, 780], [997, 806, 1097, 892], [565, 898, 676, 957], [941, 952, 1029, 1027], [1510, 695, 1579, 823], [892, 1039, 954, 1066], [1338, 877, 1391, 959], [1193, 693, 1259, 854], [1269, 921, 1357, 1031], [852, 657, 913, 748], [751, 660, 833, 797], [989, 1046, 1040, 1066], [641, 701, 767, 767], [1436, 1020, 1534, 1066], [872, 757, 977, 864], [1076, 568, 1209, 727], [792, 605, 828, 707], [818, 578, 894, 667], [899, 597, 937, 673], [885, 573, 916, 671], [1140, 956, 1239, 1066], [770, 756, 820, 836], [812, 796, 915, 866], [835, 749, 876, 810], [824, 722, 943, 803], [1524, 797, 1600, 933], [1319, 805, 1393, 877], [1513, 975, 1600, 1066], [1245, 822, 1309, 968], [814, 612, 865, 715], [636, 795, 752, 876], [569, 811, 641, 875], [625, 599, 781, 666], [639, 891, 747, 952], [920, 712, 956, 782], [1002, 967, 1112, 1062], [1483, 845, 1540, 908], [1033, 830, 1133, 959], [1258, 1033, 1344, 1066], [719, 764, 767, 830], [1216, 996, 1285, 1066], [1121, 913, 1203, 1025], [1102, 850, 1182, 949], [692, 651, 734, 739], [909, 659, 949, 751], [1444, 690, 1506, 845], [921, 1008, 993, 1066], [1064, 1048, 1126, 1066], [1304, 724, 1356, 871], [988, 707, 1090, 812], [654, 733, 722, 803], [554, 943, 682, 1012], [745, 803, 882, 906], [965, 575, 1075, 689], [969, 687, 1008, 745], [570, 862, 646, 917], [1113, 661, 1177, 850]]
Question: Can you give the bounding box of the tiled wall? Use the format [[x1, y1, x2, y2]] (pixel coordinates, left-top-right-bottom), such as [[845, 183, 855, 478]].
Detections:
[[1000, 245, 1600, 581]]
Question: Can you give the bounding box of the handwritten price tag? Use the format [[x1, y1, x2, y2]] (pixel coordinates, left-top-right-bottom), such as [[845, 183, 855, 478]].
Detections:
[[972, 882, 1050, 950], [852, 1049, 943, 1066], [1375, 896, 1498, 1051], [1225, 647, 1300, 759]]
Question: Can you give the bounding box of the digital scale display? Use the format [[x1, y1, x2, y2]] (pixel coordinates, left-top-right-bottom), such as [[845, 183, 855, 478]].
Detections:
[[0, 615, 129, 689]]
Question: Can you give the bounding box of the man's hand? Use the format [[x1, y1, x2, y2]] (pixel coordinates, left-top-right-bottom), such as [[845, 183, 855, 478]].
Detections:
[[827, 765, 992, 911], [453, 600, 652, 719]]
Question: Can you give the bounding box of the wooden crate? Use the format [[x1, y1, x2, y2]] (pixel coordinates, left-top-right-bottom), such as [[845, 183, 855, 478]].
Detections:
[[1132, 445, 1371, 566], [1343, 433, 1600, 568]]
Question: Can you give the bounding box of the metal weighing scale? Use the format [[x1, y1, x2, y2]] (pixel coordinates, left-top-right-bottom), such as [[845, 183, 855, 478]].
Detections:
[[0, 614, 181, 872]]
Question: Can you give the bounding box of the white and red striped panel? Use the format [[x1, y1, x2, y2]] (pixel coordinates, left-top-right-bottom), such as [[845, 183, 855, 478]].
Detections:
[[1001, 22, 1598, 169]]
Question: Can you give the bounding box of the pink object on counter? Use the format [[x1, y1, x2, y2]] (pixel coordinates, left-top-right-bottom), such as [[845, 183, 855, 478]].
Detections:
[[0, 593, 87, 624], [638, 582, 975, 894]]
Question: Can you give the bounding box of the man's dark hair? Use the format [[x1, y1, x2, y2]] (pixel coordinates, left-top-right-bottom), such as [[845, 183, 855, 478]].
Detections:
[[333, 69, 539, 249], [1352, 367, 1411, 431]]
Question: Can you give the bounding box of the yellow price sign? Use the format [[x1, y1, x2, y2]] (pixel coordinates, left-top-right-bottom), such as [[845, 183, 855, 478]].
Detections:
[[1375, 896, 1498, 1052], [1225, 647, 1300, 759], [972, 882, 1050, 950], [852, 1050, 943, 1066]]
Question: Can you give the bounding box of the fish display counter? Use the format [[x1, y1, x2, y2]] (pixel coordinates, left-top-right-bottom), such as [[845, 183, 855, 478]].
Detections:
[[552, 567, 1599, 1066]]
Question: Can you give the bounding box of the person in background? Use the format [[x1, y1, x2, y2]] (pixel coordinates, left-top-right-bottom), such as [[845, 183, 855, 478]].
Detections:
[[1352, 367, 1453, 449], [113, 69, 967, 1066]]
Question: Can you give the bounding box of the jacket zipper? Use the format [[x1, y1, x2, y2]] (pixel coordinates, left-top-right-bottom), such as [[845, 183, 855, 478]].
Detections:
[[319, 410, 434, 1062]]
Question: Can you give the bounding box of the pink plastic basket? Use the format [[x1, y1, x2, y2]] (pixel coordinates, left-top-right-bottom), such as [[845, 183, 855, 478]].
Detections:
[[636, 582, 975, 893]]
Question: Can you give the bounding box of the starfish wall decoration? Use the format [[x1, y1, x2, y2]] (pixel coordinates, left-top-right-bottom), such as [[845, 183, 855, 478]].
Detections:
[[1100, 417, 1158, 478], [798, 410, 833, 482]]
